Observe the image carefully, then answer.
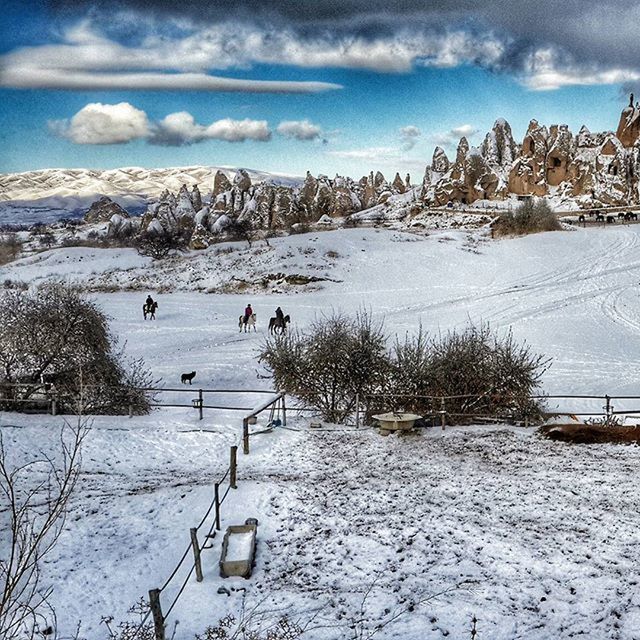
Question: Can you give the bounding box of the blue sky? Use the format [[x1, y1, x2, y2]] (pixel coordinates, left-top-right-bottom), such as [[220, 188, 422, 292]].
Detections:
[[1, 1, 638, 178]]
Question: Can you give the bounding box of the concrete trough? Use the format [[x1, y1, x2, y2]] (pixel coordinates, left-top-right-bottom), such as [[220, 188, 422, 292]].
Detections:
[[219, 518, 258, 579]]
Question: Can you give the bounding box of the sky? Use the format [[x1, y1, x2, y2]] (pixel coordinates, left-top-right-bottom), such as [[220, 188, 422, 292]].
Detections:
[[1, 0, 639, 179]]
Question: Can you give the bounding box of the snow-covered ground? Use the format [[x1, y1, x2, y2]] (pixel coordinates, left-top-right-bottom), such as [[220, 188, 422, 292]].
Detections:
[[3, 224, 640, 638]]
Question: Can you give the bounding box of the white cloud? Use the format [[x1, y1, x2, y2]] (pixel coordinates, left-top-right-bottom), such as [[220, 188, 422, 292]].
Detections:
[[328, 146, 399, 161], [276, 120, 322, 141], [0, 22, 342, 93], [399, 125, 421, 150], [451, 124, 478, 137], [5, 11, 640, 93], [51, 104, 272, 145], [0, 67, 341, 93], [327, 146, 425, 173], [51, 102, 150, 144], [521, 47, 640, 91], [204, 118, 271, 142], [0, 19, 505, 92], [428, 124, 479, 150]]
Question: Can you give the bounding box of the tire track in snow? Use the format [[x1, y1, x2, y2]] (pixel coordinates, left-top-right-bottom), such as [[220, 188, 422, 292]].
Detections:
[[480, 228, 640, 328]]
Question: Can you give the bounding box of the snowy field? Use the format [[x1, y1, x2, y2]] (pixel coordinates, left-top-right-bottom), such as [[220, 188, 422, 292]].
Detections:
[[3, 225, 640, 638]]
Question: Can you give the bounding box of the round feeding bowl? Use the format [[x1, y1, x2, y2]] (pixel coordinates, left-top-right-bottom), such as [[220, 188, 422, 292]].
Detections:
[[372, 412, 422, 431]]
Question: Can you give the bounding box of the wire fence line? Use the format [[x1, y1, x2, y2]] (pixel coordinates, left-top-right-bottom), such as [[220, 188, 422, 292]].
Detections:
[[128, 392, 285, 640]]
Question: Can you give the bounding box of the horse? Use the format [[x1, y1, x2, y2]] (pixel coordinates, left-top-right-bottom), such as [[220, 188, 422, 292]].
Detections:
[[269, 314, 290, 335], [606, 215, 616, 224], [144, 301, 158, 320], [239, 313, 257, 332], [595, 213, 605, 222]]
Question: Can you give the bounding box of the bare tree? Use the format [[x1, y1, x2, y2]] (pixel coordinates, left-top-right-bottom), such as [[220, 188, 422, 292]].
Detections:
[[0, 235, 23, 266], [260, 312, 388, 423], [0, 283, 153, 414], [0, 417, 89, 639], [134, 231, 188, 260], [226, 219, 257, 248]]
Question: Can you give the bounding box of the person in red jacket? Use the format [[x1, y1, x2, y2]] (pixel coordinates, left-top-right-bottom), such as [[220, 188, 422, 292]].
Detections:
[[243, 304, 253, 326]]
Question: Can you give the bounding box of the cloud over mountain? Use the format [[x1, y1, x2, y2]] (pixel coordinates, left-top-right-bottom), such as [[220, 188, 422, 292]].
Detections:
[[51, 104, 272, 146], [49, 102, 150, 144]]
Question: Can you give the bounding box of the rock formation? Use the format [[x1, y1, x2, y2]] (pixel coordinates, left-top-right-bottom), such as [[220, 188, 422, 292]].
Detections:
[[133, 167, 407, 248], [84, 196, 129, 223], [425, 96, 640, 207]]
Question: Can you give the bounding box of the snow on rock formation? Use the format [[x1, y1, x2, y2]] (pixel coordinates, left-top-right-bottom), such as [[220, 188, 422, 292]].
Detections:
[[84, 196, 130, 223], [424, 96, 640, 207]]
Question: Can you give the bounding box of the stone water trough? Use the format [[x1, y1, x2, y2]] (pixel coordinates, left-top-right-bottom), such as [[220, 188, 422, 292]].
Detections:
[[372, 412, 422, 433], [219, 518, 258, 578]]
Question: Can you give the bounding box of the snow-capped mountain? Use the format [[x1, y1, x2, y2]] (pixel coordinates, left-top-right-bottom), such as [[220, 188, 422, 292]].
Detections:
[[0, 165, 302, 202], [0, 165, 304, 227]]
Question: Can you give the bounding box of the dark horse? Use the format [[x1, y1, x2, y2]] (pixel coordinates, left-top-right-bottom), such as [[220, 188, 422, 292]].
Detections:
[[143, 301, 158, 320], [268, 314, 290, 334]]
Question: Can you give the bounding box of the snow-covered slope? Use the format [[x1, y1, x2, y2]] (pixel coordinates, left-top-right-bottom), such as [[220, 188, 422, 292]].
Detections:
[[4, 225, 640, 639]]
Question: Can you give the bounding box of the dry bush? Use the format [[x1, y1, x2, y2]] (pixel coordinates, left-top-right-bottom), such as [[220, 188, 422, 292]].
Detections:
[[539, 423, 640, 444], [0, 283, 153, 414], [494, 199, 561, 237], [260, 312, 388, 423], [0, 234, 23, 265], [261, 313, 548, 425], [383, 324, 549, 423]]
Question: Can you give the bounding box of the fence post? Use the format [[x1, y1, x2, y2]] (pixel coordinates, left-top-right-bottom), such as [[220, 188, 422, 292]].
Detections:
[[605, 395, 612, 424], [230, 446, 237, 489], [243, 418, 249, 455], [355, 393, 360, 428], [148, 589, 165, 640], [51, 397, 57, 416], [440, 398, 446, 431], [214, 483, 221, 530], [128, 404, 133, 418], [281, 394, 287, 427], [198, 389, 203, 421], [190, 528, 203, 582]]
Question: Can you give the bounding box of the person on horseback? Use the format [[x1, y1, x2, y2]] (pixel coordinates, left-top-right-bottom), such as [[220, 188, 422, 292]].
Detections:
[[275, 306, 284, 323], [244, 304, 253, 326], [143, 295, 155, 320]]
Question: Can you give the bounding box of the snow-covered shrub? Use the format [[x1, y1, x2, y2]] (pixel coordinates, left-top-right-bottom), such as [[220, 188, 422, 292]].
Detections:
[[385, 324, 549, 423], [0, 283, 154, 414], [260, 312, 388, 423], [495, 199, 561, 236]]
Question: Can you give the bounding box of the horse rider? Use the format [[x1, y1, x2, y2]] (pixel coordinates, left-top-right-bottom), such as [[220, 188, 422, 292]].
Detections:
[[244, 303, 253, 325], [275, 306, 284, 323], [146, 295, 154, 310]]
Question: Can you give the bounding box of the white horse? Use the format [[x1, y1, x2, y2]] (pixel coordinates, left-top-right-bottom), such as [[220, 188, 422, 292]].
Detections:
[[239, 313, 257, 332]]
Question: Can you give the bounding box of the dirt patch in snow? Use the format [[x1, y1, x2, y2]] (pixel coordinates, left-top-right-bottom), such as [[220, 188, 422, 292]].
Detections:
[[540, 423, 640, 444]]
